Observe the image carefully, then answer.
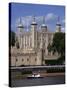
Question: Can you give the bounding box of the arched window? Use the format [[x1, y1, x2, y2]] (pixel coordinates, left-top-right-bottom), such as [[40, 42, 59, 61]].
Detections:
[[22, 59, 24, 62], [44, 50, 45, 53], [35, 58, 37, 61], [16, 58, 18, 62], [16, 42, 19, 49], [43, 43, 45, 46], [27, 58, 29, 61]]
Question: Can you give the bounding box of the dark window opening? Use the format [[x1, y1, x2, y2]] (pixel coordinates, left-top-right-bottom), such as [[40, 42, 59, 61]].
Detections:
[[16, 59, 18, 62], [35, 58, 37, 61], [22, 59, 24, 61], [27, 58, 29, 61]]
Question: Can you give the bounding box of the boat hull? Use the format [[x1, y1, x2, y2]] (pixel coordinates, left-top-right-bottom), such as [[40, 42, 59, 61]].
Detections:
[[27, 77, 44, 79]]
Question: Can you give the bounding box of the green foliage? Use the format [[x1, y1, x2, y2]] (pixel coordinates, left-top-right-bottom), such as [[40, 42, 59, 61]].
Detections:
[[45, 60, 58, 65], [45, 55, 65, 65], [47, 43, 52, 52], [10, 31, 16, 47], [57, 55, 65, 64], [48, 32, 65, 56], [47, 32, 65, 65], [52, 32, 65, 56]]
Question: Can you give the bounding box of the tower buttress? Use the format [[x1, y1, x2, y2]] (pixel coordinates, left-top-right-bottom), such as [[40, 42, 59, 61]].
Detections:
[[31, 16, 37, 49], [16, 17, 24, 49]]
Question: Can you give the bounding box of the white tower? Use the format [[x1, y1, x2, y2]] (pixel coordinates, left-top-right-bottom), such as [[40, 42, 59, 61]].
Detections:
[[17, 18, 24, 49], [31, 16, 37, 49], [56, 16, 61, 32]]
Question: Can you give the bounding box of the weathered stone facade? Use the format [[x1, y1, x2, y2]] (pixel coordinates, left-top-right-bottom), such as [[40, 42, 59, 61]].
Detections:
[[11, 17, 61, 66]]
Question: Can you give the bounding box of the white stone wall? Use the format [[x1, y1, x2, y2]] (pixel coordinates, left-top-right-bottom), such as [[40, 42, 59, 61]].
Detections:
[[11, 53, 38, 66], [10, 20, 61, 66]]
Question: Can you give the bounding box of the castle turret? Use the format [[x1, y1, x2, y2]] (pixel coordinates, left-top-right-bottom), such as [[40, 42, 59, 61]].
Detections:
[[17, 18, 24, 33], [40, 16, 48, 56], [56, 16, 61, 32], [41, 16, 47, 32], [31, 16, 37, 49], [17, 18, 24, 49]]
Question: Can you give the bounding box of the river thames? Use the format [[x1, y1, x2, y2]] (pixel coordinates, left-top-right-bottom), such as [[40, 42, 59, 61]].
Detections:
[[11, 75, 65, 87]]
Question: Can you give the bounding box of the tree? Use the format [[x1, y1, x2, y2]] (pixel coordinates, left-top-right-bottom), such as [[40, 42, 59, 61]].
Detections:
[[48, 32, 65, 64], [10, 31, 16, 47], [52, 32, 65, 56], [47, 43, 52, 52]]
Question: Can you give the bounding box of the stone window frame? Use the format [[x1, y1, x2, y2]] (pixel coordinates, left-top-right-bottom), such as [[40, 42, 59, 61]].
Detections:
[[16, 58, 18, 62], [22, 58, 24, 62], [35, 58, 37, 61], [27, 58, 29, 62]]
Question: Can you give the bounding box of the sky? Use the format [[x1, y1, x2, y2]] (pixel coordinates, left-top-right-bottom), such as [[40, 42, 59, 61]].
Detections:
[[10, 3, 65, 32]]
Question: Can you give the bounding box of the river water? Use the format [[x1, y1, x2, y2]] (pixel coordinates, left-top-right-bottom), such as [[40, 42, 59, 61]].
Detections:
[[11, 75, 65, 87]]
